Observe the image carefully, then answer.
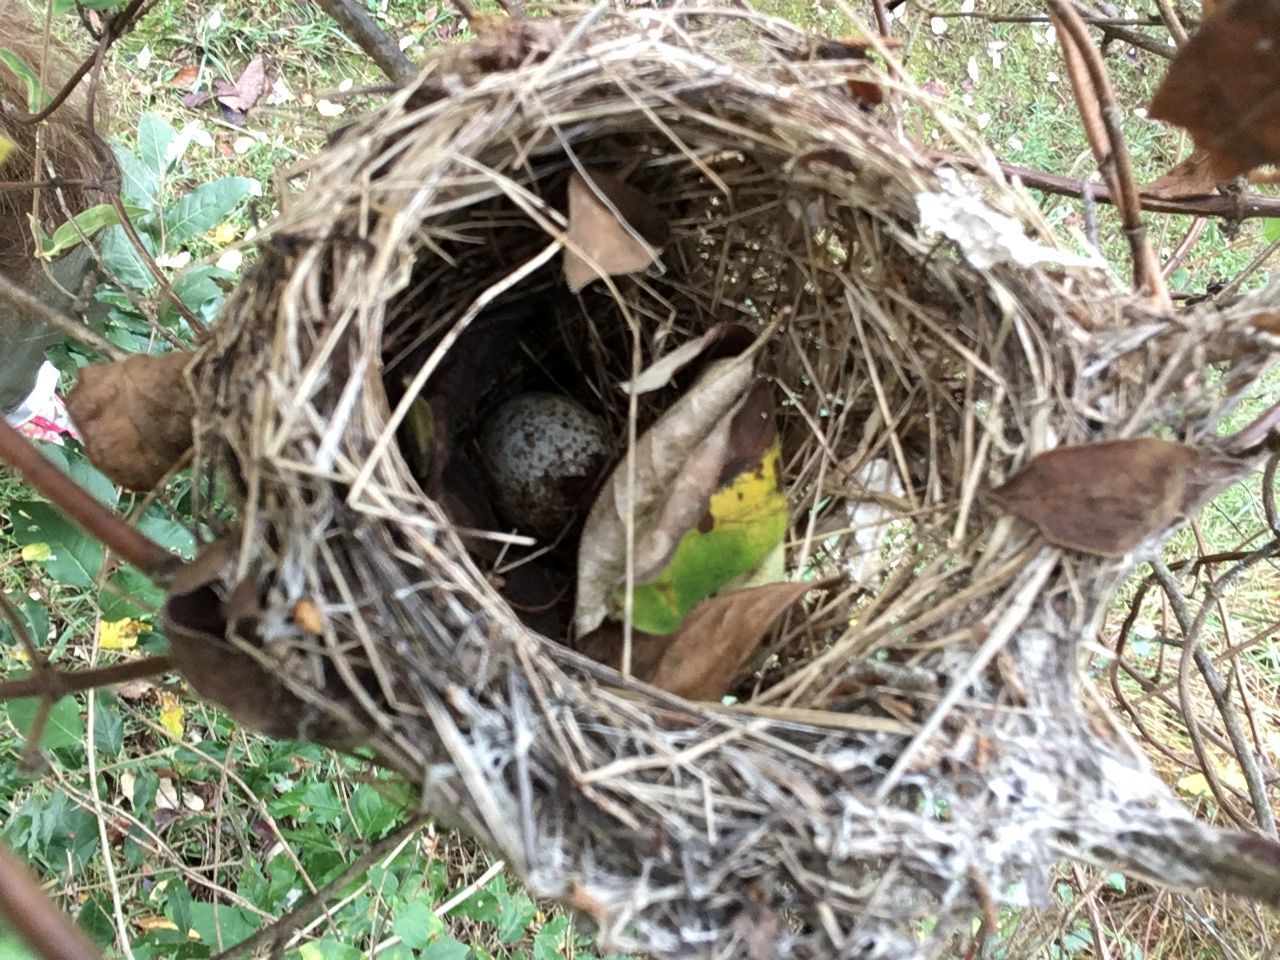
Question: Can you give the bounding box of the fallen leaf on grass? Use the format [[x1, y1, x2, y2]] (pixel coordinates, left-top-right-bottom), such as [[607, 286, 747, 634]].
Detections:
[[216, 54, 268, 113], [646, 581, 813, 701], [1141, 149, 1220, 199], [989, 438, 1200, 557], [66, 351, 196, 491], [158, 689, 185, 740], [564, 168, 669, 293], [172, 64, 199, 88], [575, 332, 788, 635], [1149, 0, 1280, 178]]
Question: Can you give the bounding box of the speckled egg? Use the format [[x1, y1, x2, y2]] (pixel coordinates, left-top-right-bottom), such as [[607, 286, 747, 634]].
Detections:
[[480, 392, 611, 539]]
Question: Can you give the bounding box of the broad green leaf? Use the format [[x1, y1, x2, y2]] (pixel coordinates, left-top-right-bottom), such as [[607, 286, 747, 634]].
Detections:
[[533, 916, 571, 960], [9, 500, 104, 588], [39, 443, 118, 507], [99, 224, 156, 290], [171, 264, 235, 317], [35, 202, 149, 260], [6, 696, 85, 751], [299, 942, 362, 960], [92, 693, 123, 757], [422, 937, 470, 960], [136, 513, 196, 559], [626, 441, 788, 635], [136, 113, 176, 177], [160, 178, 255, 250], [0, 49, 48, 111], [100, 565, 165, 620], [351, 783, 402, 839], [112, 144, 160, 211], [392, 901, 440, 950], [1265, 218, 1280, 244], [188, 903, 258, 950], [495, 890, 537, 944]]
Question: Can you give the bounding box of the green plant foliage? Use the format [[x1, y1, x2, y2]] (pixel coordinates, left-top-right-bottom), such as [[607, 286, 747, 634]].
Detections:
[[0, 49, 48, 111]]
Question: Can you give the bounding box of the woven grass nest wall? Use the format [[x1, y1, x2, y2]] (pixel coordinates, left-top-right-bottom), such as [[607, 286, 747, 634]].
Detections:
[[177, 7, 1280, 959]]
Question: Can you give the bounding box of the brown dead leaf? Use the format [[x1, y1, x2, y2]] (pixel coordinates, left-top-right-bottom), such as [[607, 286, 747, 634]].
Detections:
[[1141, 149, 1220, 198], [1149, 0, 1280, 178], [579, 580, 814, 700], [172, 64, 199, 88], [646, 581, 812, 701], [215, 54, 268, 117], [65, 351, 196, 491], [564, 168, 669, 293], [989, 438, 1200, 557]]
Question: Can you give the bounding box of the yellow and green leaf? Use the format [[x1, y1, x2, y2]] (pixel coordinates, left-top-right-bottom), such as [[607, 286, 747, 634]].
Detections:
[[625, 441, 787, 635]]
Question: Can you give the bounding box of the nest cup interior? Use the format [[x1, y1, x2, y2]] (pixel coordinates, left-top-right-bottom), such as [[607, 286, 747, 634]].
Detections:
[[366, 17, 1096, 708]]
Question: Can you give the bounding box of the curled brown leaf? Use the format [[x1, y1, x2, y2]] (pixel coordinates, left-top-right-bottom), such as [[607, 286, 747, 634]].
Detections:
[[65, 351, 196, 491], [563, 168, 669, 293]]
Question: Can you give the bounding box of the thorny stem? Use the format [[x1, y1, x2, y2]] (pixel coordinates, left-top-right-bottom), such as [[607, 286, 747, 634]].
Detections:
[[1050, 0, 1169, 306]]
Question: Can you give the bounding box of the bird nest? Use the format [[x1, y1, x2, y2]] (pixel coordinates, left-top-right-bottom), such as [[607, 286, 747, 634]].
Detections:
[[177, 7, 1280, 958]]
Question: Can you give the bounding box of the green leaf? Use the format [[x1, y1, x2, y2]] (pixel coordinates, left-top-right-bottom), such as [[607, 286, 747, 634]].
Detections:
[[137, 113, 176, 177], [6, 696, 85, 751], [99, 225, 156, 291], [278, 781, 344, 826], [39, 444, 118, 508], [35, 202, 149, 260], [136, 513, 196, 560], [422, 937, 470, 960], [1265, 218, 1280, 244], [298, 941, 362, 960], [112, 144, 160, 211], [533, 916, 571, 960], [351, 783, 402, 839], [392, 901, 440, 950], [9, 500, 104, 588], [495, 890, 537, 944], [172, 264, 235, 316], [0, 49, 49, 111], [100, 565, 165, 620], [188, 903, 258, 950], [91, 693, 123, 757], [626, 441, 788, 635], [161, 178, 255, 250]]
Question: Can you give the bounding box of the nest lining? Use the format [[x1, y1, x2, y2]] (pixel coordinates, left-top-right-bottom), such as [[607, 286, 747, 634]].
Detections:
[[184, 8, 1280, 958]]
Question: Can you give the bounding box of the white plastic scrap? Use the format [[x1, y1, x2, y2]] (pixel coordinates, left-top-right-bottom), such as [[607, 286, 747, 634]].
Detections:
[[916, 169, 1103, 271]]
